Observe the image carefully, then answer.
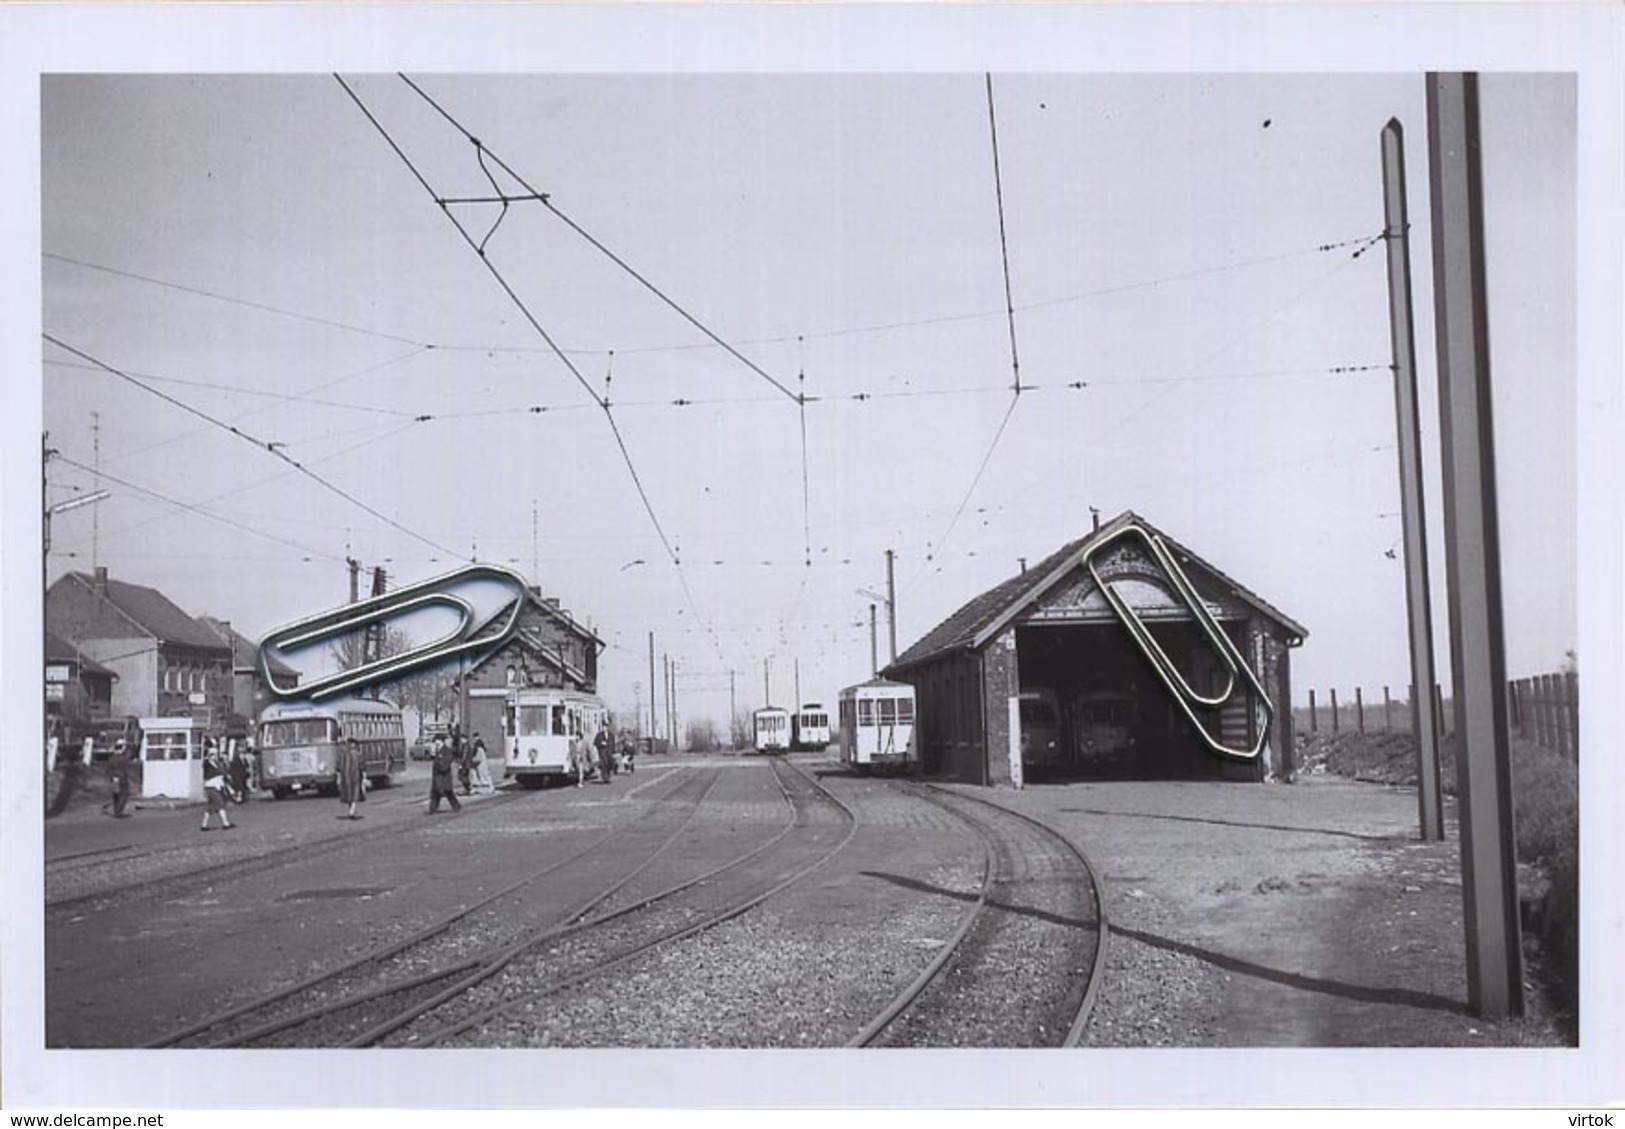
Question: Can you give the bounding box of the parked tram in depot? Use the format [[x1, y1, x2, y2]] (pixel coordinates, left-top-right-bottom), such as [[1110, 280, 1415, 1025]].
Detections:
[[837, 678, 918, 774], [752, 706, 791, 754], [503, 686, 608, 787], [257, 696, 406, 799], [791, 703, 831, 751]]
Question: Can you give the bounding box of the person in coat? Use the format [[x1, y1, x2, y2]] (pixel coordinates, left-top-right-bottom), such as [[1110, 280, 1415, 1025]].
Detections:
[[470, 733, 494, 794], [337, 735, 366, 820], [105, 738, 135, 818], [200, 739, 234, 832], [593, 726, 614, 784], [428, 736, 462, 814], [227, 737, 250, 804]]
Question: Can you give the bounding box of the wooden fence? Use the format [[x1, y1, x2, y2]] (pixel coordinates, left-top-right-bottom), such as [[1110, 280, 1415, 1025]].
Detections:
[[1299, 670, 1578, 761], [1508, 671, 1580, 761]]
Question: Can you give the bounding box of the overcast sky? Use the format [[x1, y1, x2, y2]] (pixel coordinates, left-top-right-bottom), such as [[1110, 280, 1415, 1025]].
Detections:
[[41, 72, 1575, 725]]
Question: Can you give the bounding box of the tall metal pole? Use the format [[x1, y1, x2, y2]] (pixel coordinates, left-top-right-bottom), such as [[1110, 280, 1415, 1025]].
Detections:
[[1427, 72, 1523, 1019], [870, 604, 878, 677], [671, 660, 679, 751], [885, 549, 898, 663], [1383, 118, 1445, 841], [763, 658, 771, 704], [648, 632, 657, 744], [730, 669, 737, 748], [794, 657, 801, 709], [662, 653, 670, 744]]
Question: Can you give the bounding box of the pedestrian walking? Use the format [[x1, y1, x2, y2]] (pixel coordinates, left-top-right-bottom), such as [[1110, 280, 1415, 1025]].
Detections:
[[105, 737, 135, 818], [619, 731, 636, 775], [200, 738, 234, 831], [336, 735, 366, 820], [594, 725, 614, 784], [227, 737, 250, 804], [428, 737, 462, 814], [470, 733, 494, 794], [456, 732, 473, 795], [244, 736, 260, 793], [575, 727, 594, 789]]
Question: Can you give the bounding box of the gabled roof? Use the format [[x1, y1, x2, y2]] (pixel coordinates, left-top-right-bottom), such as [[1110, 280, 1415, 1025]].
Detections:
[[195, 615, 301, 679], [53, 571, 230, 651], [886, 510, 1307, 673], [464, 587, 604, 650], [44, 631, 117, 678]]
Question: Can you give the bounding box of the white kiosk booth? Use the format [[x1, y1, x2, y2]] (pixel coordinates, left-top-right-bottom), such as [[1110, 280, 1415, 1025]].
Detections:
[[139, 717, 206, 801]]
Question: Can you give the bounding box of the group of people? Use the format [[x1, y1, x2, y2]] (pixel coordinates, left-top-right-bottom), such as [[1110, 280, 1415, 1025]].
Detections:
[[426, 729, 492, 814], [569, 725, 635, 787]]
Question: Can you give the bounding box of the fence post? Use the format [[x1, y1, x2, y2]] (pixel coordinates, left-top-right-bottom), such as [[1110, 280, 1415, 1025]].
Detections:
[[1309, 689, 1318, 733], [1356, 686, 1365, 734], [1535, 675, 1553, 751], [1384, 685, 1393, 731], [1331, 688, 1340, 734], [1566, 671, 1580, 761]]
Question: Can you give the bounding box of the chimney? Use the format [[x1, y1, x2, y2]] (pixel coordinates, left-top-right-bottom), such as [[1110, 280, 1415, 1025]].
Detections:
[[92, 566, 109, 595], [1090, 507, 1101, 533], [1018, 557, 1027, 574]]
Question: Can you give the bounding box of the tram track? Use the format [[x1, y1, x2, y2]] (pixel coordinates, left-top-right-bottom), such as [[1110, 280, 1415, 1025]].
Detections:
[[850, 781, 1109, 1048], [45, 785, 537, 915], [374, 754, 859, 1047], [146, 764, 721, 1048]]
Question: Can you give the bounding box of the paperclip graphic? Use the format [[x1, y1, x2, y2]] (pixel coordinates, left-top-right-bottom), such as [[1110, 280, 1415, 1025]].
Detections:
[[1083, 522, 1274, 760], [257, 563, 531, 702]]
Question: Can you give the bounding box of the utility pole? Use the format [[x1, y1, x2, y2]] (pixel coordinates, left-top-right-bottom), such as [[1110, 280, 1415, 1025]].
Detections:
[[794, 657, 801, 709], [662, 653, 670, 745], [730, 669, 737, 748], [671, 659, 680, 752], [90, 411, 101, 573], [648, 632, 657, 746], [763, 657, 771, 705], [1382, 117, 1446, 841], [1427, 71, 1522, 1019], [885, 548, 897, 662], [348, 557, 360, 604], [869, 605, 878, 677]]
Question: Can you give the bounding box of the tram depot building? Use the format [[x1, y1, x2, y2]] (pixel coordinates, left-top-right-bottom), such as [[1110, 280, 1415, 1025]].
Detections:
[[886, 511, 1307, 787]]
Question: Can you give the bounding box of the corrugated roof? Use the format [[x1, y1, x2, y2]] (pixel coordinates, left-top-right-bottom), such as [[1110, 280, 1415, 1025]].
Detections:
[[886, 510, 1307, 673], [62, 572, 231, 651], [44, 630, 117, 677]]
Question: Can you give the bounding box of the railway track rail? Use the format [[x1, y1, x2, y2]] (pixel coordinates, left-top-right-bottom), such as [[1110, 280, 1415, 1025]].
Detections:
[[375, 754, 858, 1047], [146, 765, 720, 1048], [45, 784, 539, 914], [850, 781, 1109, 1048]]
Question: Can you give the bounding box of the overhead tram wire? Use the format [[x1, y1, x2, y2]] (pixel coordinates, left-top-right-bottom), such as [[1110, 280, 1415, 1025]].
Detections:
[[42, 334, 465, 564], [52, 417, 427, 556], [334, 74, 725, 659], [905, 74, 1029, 596], [50, 454, 346, 565], [332, 74, 678, 569], [42, 252, 431, 349], [394, 73, 801, 407]]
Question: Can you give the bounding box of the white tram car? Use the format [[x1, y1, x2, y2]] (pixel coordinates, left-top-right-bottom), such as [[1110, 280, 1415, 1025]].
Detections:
[[837, 678, 917, 774], [791, 702, 831, 751], [752, 706, 791, 754], [503, 686, 607, 787]]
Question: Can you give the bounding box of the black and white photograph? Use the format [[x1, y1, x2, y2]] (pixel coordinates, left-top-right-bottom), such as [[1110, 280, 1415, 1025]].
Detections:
[[4, 3, 1622, 1113]]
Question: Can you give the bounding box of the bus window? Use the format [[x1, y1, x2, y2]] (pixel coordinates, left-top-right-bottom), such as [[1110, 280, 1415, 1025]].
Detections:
[[898, 697, 915, 723], [518, 705, 548, 736], [262, 718, 336, 747], [877, 697, 896, 724], [858, 699, 874, 725]]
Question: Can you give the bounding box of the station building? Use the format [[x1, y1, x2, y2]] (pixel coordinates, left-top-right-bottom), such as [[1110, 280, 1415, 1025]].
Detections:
[[46, 567, 235, 725], [455, 587, 604, 746], [884, 511, 1306, 786]]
